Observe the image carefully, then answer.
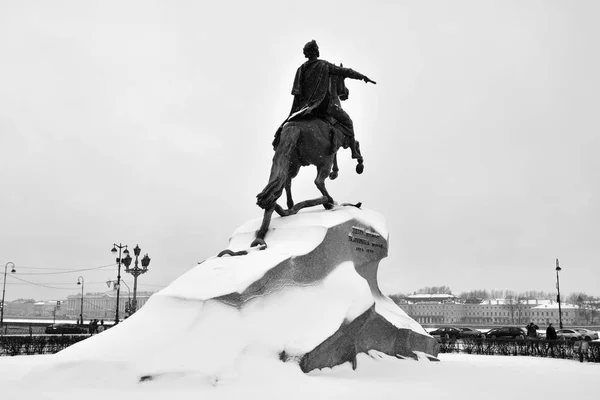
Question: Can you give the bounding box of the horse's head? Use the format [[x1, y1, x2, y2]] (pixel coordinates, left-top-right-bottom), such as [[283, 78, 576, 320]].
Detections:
[[331, 64, 349, 101]]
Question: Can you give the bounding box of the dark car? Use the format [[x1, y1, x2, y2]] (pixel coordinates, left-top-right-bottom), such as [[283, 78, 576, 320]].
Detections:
[[485, 327, 526, 339], [429, 327, 462, 340], [44, 324, 86, 335], [459, 327, 483, 338]]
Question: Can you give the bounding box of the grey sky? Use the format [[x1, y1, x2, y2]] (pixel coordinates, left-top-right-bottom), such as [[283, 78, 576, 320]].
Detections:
[[1, 0, 598, 301]]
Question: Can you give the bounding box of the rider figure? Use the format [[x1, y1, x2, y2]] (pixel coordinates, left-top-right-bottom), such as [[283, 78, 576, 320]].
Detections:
[[274, 40, 376, 160]]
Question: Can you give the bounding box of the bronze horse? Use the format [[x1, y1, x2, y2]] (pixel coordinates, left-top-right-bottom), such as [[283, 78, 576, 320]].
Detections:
[[252, 74, 362, 247]]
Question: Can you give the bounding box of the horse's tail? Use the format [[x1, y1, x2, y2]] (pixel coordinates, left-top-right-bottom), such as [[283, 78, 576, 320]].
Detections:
[[256, 179, 285, 210], [256, 125, 301, 210]]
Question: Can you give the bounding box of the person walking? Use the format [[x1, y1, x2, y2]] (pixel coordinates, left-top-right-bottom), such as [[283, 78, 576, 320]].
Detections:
[[97, 319, 105, 333], [88, 319, 98, 334], [525, 322, 539, 354], [526, 322, 539, 338], [546, 323, 557, 340], [546, 323, 557, 357], [577, 338, 590, 363]]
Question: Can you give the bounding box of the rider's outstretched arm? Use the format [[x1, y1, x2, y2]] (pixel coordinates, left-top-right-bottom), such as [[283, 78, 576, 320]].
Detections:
[[329, 63, 376, 84]]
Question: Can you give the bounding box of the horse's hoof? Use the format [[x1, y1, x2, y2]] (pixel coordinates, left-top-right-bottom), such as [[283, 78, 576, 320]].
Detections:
[[329, 171, 338, 180], [250, 238, 267, 248], [217, 249, 249, 257], [324, 202, 335, 210], [356, 163, 364, 174], [217, 249, 234, 257]]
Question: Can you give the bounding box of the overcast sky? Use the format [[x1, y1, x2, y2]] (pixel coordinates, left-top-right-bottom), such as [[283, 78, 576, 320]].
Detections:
[[1, 0, 598, 302]]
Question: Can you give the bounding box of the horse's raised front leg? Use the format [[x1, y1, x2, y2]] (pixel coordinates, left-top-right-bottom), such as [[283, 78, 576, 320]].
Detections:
[[314, 164, 335, 210], [329, 153, 339, 180]]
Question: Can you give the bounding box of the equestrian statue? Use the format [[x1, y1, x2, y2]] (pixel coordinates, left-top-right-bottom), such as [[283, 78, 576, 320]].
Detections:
[[252, 40, 376, 248]]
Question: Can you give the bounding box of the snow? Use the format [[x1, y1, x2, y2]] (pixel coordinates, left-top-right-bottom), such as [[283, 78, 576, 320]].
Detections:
[[374, 294, 428, 333], [0, 352, 597, 399], [232, 205, 389, 251]]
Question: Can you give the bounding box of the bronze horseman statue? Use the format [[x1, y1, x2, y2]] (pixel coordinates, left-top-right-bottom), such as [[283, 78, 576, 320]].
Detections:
[[253, 40, 376, 248]]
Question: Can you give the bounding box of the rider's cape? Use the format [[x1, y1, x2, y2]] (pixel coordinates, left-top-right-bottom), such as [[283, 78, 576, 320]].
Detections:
[[290, 59, 332, 117]]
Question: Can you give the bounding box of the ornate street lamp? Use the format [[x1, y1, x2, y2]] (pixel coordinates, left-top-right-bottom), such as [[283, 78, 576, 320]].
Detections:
[[77, 276, 84, 325], [111, 244, 130, 324], [125, 244, 151, 315], [556, 258, 563, 329], [107, 279, 132, 317], [1, 262, 16, 329]]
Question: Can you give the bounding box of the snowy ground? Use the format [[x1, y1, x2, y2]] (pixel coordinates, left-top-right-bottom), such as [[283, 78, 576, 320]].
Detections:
[[0, 351, 597, 399]]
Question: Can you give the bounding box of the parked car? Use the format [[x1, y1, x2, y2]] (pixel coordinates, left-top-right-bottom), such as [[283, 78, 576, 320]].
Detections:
[[45, 324, 86, 335], [458, 327, 483, 339], [537, 332, 547, 339], [484, 327, 526, 339], [556, 329, 584, 341], [429, 327, 462, 340], [573, 328, 599, 341]]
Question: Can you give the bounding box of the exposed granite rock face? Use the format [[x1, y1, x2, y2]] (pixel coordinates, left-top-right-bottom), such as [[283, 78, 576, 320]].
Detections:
[[215, 219, 389, 307], [300, 305, 439, 373], [213, 208, 439, 371]]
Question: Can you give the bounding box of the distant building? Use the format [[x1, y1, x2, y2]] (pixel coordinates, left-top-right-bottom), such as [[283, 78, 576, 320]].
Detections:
[[395, 294, 460, 324], [393, 295, 585, 326], [65, 290, 154, 320], [32, 300, 67, 318], [528, 303, 579, 326]]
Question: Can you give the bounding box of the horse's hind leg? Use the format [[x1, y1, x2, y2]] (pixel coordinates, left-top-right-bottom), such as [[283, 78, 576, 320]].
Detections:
[[285, 162, 301, 210], [284, 179, 293, 210], [252, 207, 275, 247], [314, 165, 335, 209]]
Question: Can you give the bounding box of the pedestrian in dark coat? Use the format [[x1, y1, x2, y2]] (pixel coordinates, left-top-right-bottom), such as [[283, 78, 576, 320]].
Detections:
[[546, 323, 557, 340], [526, 322, 539, 338]]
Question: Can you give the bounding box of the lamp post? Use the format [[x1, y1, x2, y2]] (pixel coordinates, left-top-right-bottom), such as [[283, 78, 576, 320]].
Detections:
[[111, 244, 130, 324], [107, 279, 132, 317], [124, 244, 151, 315], [556, 258, 563, 329], [77, 276, 84, 325], [1, 262, 16, 329]]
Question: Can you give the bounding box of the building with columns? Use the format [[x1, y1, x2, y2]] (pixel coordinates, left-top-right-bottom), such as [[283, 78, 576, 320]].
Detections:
[[394, 296, 586, 326], [65, 290, 154, 321]]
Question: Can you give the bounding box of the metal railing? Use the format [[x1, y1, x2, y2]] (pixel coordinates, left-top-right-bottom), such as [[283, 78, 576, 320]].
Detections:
[[0, 334, 88, 356], [438, 337, 599, 362]]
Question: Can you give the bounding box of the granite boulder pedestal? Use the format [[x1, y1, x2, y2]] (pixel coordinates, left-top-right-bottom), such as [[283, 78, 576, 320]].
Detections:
[[52, 206, 438, 381]]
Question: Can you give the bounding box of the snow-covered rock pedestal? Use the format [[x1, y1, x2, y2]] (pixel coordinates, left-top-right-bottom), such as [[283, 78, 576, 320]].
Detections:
[[52, 206, 437, 381]]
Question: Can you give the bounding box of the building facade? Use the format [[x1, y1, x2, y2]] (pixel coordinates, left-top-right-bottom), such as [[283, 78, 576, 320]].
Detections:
[[395, 296, 587, 326], [65, 290, 154, 321]]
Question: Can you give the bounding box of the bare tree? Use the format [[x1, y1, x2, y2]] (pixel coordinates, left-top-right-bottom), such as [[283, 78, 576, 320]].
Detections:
[[416, 286, 453, 295]]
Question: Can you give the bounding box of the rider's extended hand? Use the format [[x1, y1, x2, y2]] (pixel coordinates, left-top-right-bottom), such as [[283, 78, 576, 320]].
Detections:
[[363, 76, 376, 84]]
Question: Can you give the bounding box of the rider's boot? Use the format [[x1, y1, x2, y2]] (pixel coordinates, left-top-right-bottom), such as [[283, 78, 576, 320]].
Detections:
[[350, 138, 362, 160], [352, 140, 364, 174]]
